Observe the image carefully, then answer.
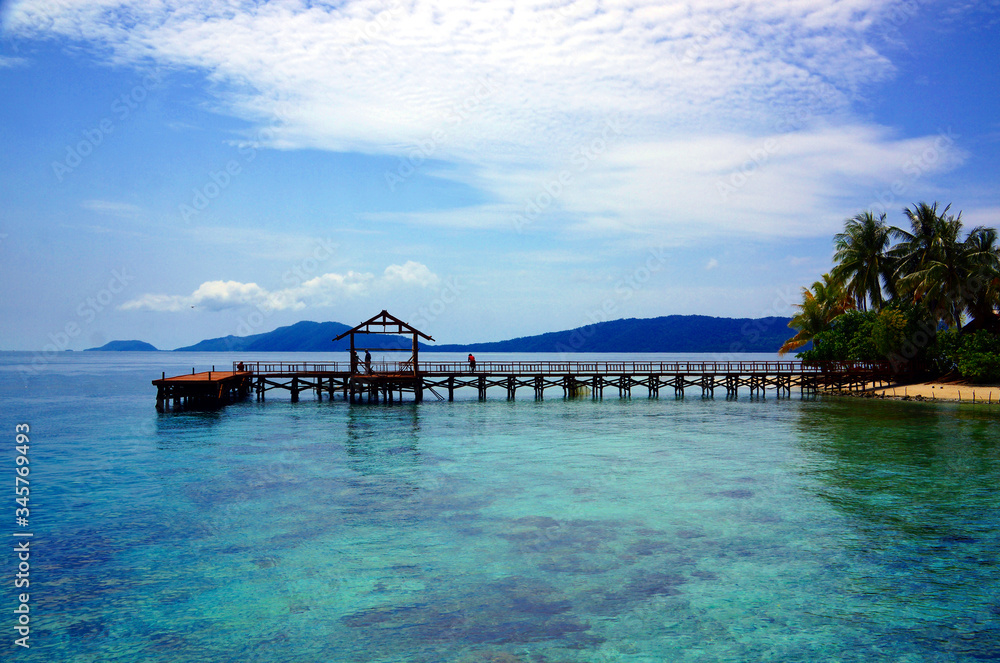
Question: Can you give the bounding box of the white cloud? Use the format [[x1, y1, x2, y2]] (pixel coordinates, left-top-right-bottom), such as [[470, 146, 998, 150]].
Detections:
[[0, 55, 27, 68], [705, 258, 719, 270], [365, 125, 967, 239], [291, 271, 375, 307], [120, 262, 439, 312], [2, 0, 905, 159], [553, 124, 968, 238], [81, 199, 143, 217], [382, 261, 440, 288], [2, 0, 969, 239]]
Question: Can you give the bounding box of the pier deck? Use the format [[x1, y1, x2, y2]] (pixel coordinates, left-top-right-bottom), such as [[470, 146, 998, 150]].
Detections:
[[153, 370, 253, 411]]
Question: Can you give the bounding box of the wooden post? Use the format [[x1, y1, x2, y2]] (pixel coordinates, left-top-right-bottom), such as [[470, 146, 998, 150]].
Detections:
[[412, 328, 420, 402]]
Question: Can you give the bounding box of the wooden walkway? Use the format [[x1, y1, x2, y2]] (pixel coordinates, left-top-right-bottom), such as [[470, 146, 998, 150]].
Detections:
[[154, 360, 896, 409]]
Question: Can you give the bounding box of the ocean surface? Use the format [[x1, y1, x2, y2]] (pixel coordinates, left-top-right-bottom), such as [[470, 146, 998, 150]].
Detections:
[[2, 351, 999, 662]]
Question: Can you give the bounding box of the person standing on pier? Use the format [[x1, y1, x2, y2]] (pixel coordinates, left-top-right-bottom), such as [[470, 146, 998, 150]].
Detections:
[[365, 350, 372, 374], [468, 353, 476, 372]]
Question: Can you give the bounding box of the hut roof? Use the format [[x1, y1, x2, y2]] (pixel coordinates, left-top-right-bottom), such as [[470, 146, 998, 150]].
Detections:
[[332, 309, 435, 342]]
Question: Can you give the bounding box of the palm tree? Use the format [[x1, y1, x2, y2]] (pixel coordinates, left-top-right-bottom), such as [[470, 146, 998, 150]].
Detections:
[[779, 273, 854, 354], [832, 211, 893, 312], [891, 202, 974, 327], [962, 226, 1000, 331], [891, 202, 951, 283]]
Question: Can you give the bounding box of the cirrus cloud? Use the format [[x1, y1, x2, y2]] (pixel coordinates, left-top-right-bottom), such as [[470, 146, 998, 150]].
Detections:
[[1, 0, 972, 240]]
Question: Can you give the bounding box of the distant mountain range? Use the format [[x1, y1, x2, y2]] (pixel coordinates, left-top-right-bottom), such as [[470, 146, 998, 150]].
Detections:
[[173, 321, 414, 352], [87, 315, 796, 353], [85, 340, 159, 351], [430, 315, 794, 353]]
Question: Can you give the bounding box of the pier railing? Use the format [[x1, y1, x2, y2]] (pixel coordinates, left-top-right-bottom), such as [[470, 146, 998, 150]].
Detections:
[[234, 360, 894, 376]]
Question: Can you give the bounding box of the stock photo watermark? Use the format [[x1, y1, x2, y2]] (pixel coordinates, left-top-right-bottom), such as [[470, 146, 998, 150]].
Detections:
[[512, 114, 626, 234], [716, 137, 782, 202], [409, 276, 466, 330], [179, 103, 293, 222], [869, 127, 959, 216], [708, 285, 801, 362], [338, 1, 404, 59], [227, 238, 339, 342], [52, 70, 163, 183], [675, 17, 728, 65], [384, 76, 502, 191], [12, 422, 33, 649], [556, 246, 668, 357], [20, 268, 135, 378]]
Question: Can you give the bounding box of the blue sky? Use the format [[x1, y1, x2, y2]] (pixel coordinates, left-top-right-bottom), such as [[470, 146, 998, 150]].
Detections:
[[1, 0, 998, 351]]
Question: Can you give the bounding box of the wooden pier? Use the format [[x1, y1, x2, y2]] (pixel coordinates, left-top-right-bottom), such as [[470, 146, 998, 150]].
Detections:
[[243, 359, 894, 403], [154, 359, 896, 409], [153, 311, 900, 409]]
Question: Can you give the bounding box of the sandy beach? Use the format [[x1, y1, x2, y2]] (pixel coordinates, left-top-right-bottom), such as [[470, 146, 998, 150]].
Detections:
[[833, 380, 1000, 404]]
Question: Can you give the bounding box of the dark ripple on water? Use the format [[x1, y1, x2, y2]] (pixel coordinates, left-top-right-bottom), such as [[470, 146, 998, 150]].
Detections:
[[341, 576, 603, 654]]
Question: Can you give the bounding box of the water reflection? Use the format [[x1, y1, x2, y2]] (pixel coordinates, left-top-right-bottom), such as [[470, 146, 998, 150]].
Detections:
[[794, 399, 999, 539], [154, 408, 227, 446], [793, 398, 1000, 659], [345, 403, 422, 477]]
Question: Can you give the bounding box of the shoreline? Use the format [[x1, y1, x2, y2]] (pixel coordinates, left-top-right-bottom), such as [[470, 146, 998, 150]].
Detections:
[[823, 380, 1000, 404]]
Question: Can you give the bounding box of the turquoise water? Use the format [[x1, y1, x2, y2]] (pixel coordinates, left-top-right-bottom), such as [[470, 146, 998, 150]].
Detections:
[[2, 352, 999, 662]]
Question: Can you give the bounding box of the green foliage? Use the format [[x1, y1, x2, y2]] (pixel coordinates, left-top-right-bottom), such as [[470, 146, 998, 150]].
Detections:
[[925, 328, 1000, 382], [876, 302, 938, 369], [779, 273, 853, 355], [797, 302, 940, 369], [872, 309, 907, 357], [892, 202, 1000, 329], [799, 310, 879, 362], [931, 328, 962, 373], [953, 330, 1000, 383], [793, 200, 1000, 377]]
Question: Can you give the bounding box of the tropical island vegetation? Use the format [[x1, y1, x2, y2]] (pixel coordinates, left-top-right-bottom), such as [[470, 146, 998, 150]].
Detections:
[[781, 202, 1000, 383]]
